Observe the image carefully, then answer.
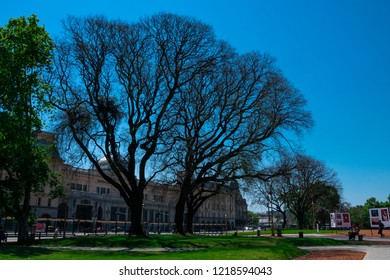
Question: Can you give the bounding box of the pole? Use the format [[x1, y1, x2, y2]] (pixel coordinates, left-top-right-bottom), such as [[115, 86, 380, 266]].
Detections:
[[63, 202, 68, 238]]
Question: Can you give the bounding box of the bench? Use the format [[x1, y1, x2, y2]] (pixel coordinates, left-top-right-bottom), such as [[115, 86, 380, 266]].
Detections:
[[347, 232, 365, 241]]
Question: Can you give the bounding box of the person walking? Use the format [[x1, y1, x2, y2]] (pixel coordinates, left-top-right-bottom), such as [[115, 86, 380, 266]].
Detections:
[[54, 227, 60, 238], [0, 226, 6, 245], [378, 220, 385, 238]]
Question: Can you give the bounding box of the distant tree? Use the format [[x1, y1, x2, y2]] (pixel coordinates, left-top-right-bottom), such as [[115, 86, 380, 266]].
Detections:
[[349, 205, 370, 228], [247, 211, 259, 226], [0, 15, 60, 243], [280, 154, 341, 229], [364, 197, 382, 208], [313, 184, 341, 226]]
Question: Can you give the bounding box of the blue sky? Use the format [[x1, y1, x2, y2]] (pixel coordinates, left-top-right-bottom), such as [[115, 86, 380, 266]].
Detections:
[[1, 0, 389, 207]]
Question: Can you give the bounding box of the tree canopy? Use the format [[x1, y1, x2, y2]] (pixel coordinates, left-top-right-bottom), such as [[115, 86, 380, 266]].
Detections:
[[50, 13, 313, 235], [0, 15, 60, 243]]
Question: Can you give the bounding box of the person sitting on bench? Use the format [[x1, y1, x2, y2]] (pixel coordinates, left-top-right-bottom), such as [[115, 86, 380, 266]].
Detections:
[[348, 224, 360, 240]]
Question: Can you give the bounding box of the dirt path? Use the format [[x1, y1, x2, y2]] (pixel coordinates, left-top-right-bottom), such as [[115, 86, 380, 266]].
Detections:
[[296, 250, 366, 260]]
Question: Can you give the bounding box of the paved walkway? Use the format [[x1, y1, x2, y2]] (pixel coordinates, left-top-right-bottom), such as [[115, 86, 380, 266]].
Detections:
[[289, 233, 390, 260]]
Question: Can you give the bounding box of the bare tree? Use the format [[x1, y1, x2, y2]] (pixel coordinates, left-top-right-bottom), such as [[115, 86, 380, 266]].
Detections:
[[51, 13, 223, 236], [172, 51, 313, 234]]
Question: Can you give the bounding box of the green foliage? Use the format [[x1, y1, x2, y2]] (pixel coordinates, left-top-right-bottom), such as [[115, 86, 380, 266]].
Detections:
[[0, 15, 60, 241], [348, 196, 390, 228]]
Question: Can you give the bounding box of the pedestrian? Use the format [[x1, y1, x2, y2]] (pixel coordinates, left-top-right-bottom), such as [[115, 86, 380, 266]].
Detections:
[[54, 227, 60, 238], [0, 226, 6, 244], [378, 220, 385, 238]]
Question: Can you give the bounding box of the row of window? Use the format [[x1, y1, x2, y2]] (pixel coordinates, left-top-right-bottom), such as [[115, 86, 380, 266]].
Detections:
[[70, 183, 87, 192], [36, 197, 52, 207], [144, 193, 165, 203], [69, 183, 111, 195], [96, 187, 111, 195]]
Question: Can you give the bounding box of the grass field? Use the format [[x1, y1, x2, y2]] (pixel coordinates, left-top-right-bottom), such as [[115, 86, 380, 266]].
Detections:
[[0, 232, 354, 260]]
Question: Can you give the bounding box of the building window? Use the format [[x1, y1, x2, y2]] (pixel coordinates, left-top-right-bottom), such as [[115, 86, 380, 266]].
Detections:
[[70, 183, 87, 191], [96, 187, 110, 195], [80, 199, 91, 205], [48, 199, 52, 207], [153, 195, 164, 203]]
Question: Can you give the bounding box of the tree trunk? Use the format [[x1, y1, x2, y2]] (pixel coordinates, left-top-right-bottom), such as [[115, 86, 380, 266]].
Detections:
[[17, 185, 32, 244], [281, 211, 287, 228], [16, 214, 30, 244], [175, 194, 187, 235], [185, 207, 195, 234], [297, 214, 304, 230], [128, 190, 146, 236]]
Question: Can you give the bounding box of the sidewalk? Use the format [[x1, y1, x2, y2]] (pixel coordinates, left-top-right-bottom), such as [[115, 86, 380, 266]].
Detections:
[[292, 232, 390, 260]]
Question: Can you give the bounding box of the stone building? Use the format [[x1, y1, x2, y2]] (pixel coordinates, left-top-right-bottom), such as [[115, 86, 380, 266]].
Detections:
[[27, 132, 248, 233]]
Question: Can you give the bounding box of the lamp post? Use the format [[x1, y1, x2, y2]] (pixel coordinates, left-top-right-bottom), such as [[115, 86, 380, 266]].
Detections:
[[105, 207, 110, 235], [72, 214, 75, 235], [225, 214, 227, 236], [115, 209, 119, 234], [269, 183, 275, 236], [62, 198, 69, 238], [312, 201, 315, 230]]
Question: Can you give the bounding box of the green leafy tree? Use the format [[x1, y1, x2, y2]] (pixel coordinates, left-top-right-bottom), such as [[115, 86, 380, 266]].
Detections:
[[349, 205, 370, 228], [0, 15, 60, 243], [281, 154, 342, 229], [246, 211, 259, 226]]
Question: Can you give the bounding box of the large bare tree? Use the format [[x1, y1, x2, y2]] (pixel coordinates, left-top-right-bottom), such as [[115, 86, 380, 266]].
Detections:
[[51, 13, 224, 236], [171, 51, 313, 234]]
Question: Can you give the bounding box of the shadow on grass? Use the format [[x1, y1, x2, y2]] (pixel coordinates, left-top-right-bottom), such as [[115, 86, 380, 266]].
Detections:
[[0, 245, 57, 260]]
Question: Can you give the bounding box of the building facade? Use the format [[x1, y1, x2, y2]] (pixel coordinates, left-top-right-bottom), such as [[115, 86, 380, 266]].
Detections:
[[27, 132, 248, 233]]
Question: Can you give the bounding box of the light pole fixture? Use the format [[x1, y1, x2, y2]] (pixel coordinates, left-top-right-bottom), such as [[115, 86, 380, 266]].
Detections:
[[62, 198, 69, 238]]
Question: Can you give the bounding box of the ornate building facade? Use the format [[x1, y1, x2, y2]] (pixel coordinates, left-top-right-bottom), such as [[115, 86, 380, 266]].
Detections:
[[27, 132, 248, 233]]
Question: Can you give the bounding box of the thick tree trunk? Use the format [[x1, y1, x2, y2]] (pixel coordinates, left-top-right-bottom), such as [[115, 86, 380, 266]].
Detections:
[[185, 208, 195, 234], [297, 214, 304, 230], [16, 214, 30, 244], [175, 194, 187, 235], [17, 185, 32, 244], [128, 190, 146, 236]]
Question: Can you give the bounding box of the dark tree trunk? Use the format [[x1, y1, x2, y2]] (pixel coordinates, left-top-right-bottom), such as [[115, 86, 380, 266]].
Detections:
[[281, 211, 287, 228], [175, 193, 187, 235], [297, 214, 305, 230], [185, 207, 195, 234], [128, 189, 146, 236], [16, 185, 32, 244]]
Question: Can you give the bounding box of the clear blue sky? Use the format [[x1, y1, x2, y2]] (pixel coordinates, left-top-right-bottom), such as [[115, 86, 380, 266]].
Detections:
[[2, 0, 389, 207]]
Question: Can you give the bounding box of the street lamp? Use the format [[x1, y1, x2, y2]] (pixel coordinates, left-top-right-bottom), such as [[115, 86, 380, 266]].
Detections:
[[72, 214, 75, 235], [225, 214, 227, 236], [105, 207, 110, 235], [62, 198, 69, 238], [115, 209, 119, 234], [269, 183, 275, 236]]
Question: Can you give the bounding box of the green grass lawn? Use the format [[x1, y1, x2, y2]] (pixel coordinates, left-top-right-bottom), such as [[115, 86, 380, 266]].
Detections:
[[0, 233, 352, 260]]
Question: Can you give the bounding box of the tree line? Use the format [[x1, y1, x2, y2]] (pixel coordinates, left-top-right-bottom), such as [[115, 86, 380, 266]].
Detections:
[[2, 13, 347, 241], [348, 196, 390, 228]]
